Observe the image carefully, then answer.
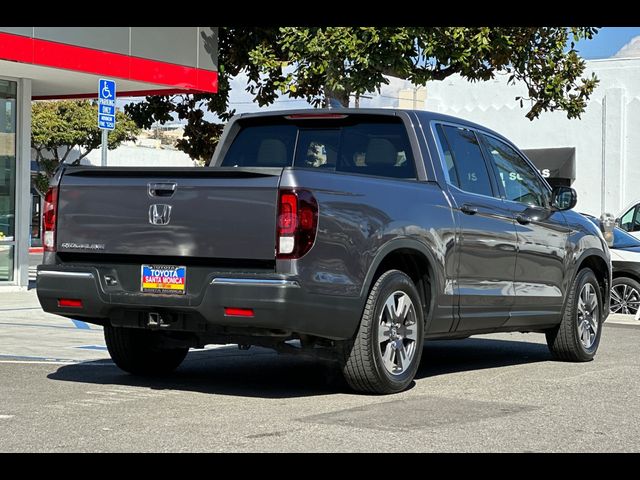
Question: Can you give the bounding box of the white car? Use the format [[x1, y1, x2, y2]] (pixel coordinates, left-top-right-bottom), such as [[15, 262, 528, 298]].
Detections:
[[586, 214, 640, 315]]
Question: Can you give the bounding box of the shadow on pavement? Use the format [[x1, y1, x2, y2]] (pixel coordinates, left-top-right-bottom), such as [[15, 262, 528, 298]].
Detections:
[[47, 337, 552, 398], [417, 336, 552, 379], [48, 347, 345, 399]]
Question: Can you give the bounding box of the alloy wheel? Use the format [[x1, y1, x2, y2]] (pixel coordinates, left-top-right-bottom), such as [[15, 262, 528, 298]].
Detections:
[[577, 283, 599, 349], [610, 283, 640, 315], [378, 291, 418, 375]]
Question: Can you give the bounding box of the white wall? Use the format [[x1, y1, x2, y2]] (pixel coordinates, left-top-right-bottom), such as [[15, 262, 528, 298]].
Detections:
[[423, 57, 640, 216], [33, 143, 197, 169], [83, 144, 197, 167]]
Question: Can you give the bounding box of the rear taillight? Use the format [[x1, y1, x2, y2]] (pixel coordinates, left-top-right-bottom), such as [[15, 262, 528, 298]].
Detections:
[[276, 189, 318, 259], [43, 186, 58, 253]]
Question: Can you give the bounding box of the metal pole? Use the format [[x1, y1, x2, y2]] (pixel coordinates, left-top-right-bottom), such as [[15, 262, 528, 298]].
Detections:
[[101, 129, 108, 167]]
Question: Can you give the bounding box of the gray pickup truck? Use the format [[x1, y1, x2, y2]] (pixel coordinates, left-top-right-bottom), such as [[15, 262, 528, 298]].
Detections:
[[37, 109, 611, 394]]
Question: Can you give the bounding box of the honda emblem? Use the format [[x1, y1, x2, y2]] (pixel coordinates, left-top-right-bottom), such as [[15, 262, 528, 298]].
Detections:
[[149, 204, 172, 225]]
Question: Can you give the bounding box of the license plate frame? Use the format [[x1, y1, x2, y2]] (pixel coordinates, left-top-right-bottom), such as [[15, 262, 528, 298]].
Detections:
[[141, 264, 186, 295]]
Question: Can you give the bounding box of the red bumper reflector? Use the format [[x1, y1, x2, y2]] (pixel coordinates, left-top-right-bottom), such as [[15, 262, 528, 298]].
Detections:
[[224, 307, 254, 317], [58, 299, 83, 308]]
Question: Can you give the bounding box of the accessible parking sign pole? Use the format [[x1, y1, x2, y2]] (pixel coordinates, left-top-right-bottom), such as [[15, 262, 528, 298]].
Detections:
[[98, 78, 116, 167], [101, 130, 108, 167]]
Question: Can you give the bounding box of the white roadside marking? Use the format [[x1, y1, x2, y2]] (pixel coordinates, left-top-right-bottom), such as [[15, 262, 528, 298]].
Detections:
[[0, 415, 15, 419]]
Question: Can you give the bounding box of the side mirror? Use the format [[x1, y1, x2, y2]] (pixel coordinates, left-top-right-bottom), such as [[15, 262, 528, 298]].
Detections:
[[551, 186, 577, 211]]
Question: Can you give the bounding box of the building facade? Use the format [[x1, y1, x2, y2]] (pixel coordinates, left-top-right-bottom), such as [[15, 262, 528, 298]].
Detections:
[[0, 27, 218, 287], [423, 56, 640, 218]]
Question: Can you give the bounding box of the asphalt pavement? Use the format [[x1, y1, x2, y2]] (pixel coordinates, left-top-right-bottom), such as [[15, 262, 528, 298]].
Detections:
[[0, 288, 639, 452]]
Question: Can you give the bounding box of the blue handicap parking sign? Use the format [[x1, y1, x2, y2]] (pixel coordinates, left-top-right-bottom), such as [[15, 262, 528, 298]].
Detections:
[[98, 79, 116, 130]]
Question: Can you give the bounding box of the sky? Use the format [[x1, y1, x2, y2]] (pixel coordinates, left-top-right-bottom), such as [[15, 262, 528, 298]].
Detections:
[[575, 27, 640, 59]]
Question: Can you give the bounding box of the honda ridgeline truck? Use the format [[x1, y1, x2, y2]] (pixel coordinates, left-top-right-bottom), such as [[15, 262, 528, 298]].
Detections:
[[37, 109, 611, 394]]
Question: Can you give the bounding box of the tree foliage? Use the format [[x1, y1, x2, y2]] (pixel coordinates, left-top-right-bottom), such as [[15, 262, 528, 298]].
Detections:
[[31, 100, 139, 194], [125, 27, 599, 162]]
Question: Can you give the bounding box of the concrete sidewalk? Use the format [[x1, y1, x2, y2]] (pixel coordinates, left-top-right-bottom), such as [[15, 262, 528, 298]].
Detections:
[[0, 287, 108, 363]]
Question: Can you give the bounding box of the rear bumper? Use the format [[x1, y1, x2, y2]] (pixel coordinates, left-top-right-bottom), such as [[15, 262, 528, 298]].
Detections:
[[36, 266, 361, 340]]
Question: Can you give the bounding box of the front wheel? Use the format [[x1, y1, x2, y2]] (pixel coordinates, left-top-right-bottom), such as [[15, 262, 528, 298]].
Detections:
[[342, 270, 424, 394], [104, 325, 189, 375], [546, 268, 603, 362]]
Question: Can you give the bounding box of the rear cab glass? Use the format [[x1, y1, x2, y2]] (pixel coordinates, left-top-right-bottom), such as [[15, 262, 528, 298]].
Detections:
[[219, 115, 416, 180]]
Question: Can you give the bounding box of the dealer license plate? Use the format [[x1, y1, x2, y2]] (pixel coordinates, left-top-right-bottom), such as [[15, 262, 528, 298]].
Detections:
[[141, 264, 186, 295]]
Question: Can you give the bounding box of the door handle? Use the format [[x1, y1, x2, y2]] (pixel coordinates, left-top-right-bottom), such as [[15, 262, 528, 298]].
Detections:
[[516, 213, 532, 225], [460, 204, 478, 215], [148, 182, 177, 198]]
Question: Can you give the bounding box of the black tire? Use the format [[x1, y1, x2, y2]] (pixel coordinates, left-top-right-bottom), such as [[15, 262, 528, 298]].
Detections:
[[546, 268, 603, 362], [610, 276, 640, 315], [342, 270, 424, 394], [104, 325, 188, 375]]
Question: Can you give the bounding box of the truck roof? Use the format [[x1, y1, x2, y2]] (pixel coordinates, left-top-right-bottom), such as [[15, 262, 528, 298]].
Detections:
[[234, 108, 512, 146]]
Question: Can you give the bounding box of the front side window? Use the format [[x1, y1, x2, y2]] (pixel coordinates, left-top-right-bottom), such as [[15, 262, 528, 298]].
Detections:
[[481, 134, 549, 207], [438, 125, 493, 197]]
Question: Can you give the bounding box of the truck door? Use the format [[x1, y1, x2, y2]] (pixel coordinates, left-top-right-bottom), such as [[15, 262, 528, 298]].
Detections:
[[433, 124, 518, 332], [478, 133, 570, 327]]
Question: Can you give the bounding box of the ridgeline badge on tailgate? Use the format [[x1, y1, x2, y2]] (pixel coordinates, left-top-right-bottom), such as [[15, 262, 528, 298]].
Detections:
[[60, 242, 105, 250]]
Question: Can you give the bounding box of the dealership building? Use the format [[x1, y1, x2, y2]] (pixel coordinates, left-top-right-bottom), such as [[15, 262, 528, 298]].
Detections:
[[419, 49, 640, 218], [0, 27, 218, 288]]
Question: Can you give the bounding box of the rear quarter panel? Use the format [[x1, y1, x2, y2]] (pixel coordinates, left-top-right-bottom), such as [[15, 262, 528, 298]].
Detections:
[[279, 168, 458, 333]]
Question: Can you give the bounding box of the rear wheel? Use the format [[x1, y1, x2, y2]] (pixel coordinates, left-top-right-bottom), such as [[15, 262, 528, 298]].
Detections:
[[104, 325, 188, 375], [546, 268, 603, 362], [610, 277, 640, 315], [342, 270, 424, 394]]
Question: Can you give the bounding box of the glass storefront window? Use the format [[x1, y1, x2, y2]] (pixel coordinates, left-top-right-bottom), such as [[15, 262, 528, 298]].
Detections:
[[0, 245, 14, 281], [0, 79, 17, 282]]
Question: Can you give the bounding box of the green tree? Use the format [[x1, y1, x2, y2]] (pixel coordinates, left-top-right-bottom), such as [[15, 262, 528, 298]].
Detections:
[[31, 100, 139, 194], [126, 27, 599, 162]]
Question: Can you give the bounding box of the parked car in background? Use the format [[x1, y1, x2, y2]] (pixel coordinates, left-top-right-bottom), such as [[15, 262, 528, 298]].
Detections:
[[585, 214, 640, 315]]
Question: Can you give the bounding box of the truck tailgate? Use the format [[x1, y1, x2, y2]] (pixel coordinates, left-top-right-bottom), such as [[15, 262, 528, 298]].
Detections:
[[56, 167, 281, 260]]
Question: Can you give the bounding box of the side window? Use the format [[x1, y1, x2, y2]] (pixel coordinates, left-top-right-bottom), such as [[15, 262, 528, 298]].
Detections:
[[625, 207, 640, 232], [440, 125, 493, 197], [434, 124, 460, 188], [632, 208, 640, 232], [480, 134, 549, 208], [620, 207, 635, 232]]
